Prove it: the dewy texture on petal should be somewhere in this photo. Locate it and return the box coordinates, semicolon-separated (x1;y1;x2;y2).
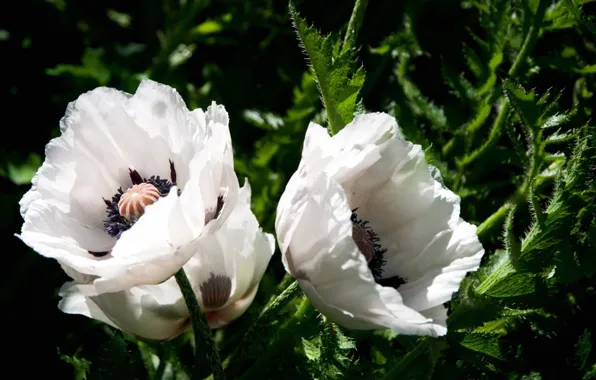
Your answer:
18;79;238;295
276;112;485;337
20;80;274;339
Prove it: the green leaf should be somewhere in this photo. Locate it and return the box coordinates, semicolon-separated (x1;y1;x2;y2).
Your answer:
576;330;593;370
484;271;537;298
193;20;223;35
502;79;540;133
382;338;442;379
289;2;365;134
458;332;505;360
107;9;131;28
442;63;479;105
302;337;321;362
88;332;146;380
46;48;111;85
5;153;41;185
58;348;91;380
561;0;596;35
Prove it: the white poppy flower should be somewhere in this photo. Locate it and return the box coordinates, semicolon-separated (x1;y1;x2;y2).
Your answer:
58;180;275;340
18;79;241;295
275;113;485;337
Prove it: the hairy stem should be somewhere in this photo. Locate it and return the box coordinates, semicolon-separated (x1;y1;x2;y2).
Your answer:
224;281;301;376
239;298;316;379
459;0;548;169
343;0;369;51
381;338;430;380
175;269;225;380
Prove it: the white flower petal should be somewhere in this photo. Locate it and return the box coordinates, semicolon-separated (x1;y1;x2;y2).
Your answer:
206;284;259;329
277;112;484;336
127;80;209;185
59;280;189;341
18;200;114;277
183;179;274;313
396;220;484;311
278;172;443;336
58;282;118;328
333;112;397;150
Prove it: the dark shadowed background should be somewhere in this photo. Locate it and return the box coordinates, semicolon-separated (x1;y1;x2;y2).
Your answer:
1;0;595;378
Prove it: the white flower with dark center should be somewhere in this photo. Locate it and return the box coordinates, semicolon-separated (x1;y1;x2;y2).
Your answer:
58;181;275;340
275;113;485;337
18;79;241;295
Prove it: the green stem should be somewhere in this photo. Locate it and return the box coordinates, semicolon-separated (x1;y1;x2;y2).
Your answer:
460;100;511;168
223;281;301;376
458;0;548;169
239;298;316;380
154;350;167;380
476;203;512;241
174;269;225;380
342;0;368;51
381;338;430;380
507;0;548;79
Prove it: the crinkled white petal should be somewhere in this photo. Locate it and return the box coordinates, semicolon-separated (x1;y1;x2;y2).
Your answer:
59;279;189;341
277;112;484;336
277;172;446;336
183;180;274;314
338;123;484;313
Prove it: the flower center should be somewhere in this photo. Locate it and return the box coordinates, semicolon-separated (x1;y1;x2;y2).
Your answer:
351;209;407;288
351;210;386;279
118;183;160;220
102;161;178;239
352;223;374;263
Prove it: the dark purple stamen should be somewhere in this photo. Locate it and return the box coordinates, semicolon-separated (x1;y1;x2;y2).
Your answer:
129;169;143;185
351;209;405;288
169;159;177;184
88;250;110;257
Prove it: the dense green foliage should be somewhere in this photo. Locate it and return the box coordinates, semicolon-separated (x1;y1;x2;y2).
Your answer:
1;0;595;378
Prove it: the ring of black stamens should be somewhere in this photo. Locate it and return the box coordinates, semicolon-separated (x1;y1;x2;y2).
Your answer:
351;209;407;289
103;164;180;239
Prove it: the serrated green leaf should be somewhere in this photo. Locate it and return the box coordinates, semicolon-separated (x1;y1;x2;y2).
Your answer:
459;332;505;360
442;63;479;104
561;0;596;35
502;79;540;132
485;271;538;297
59;348;91;380
576;330;593;370
302;338;321;362
289;2;365;134
398;75;448;130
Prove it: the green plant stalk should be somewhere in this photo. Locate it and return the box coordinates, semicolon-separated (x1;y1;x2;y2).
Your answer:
174;269;225;380
239;297;315;379
343;0;368;52
223;281;301;375
459;0;548;169
381;338;430;380
476;203;513;241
